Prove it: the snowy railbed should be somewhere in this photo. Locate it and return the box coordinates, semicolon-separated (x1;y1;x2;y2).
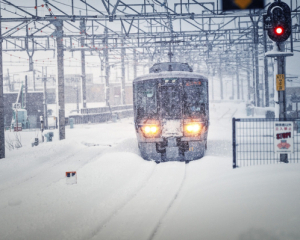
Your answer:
0;102;299;240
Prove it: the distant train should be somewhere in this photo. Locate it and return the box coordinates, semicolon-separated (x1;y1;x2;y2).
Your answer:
133;62;209;163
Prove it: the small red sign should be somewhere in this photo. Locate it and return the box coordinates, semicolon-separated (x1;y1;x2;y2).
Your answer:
14;127;22;132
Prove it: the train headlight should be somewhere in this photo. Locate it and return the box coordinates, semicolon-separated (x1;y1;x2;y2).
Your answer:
184;123;202;136
141;125;160;137
150;126;158;133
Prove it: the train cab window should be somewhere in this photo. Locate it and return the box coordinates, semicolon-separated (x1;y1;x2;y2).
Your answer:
135;81;157;118
183;80;208;117
160;85;182;119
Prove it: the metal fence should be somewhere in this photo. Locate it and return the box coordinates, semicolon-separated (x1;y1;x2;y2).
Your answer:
69;105;133;125
232;118;300;168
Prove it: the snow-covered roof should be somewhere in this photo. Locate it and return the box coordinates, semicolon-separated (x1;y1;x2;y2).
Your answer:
133;71;208;83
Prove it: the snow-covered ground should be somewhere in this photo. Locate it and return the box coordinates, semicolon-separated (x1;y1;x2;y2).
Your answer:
1;102;300;240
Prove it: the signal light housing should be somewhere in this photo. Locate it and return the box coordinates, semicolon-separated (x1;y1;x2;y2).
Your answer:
266;2;291;43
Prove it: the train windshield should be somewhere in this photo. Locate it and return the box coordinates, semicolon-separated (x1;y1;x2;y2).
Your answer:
135;80;157;118
160;85;182;119
183;80;208;117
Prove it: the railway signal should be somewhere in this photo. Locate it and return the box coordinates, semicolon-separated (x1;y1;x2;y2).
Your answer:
264;1;292;43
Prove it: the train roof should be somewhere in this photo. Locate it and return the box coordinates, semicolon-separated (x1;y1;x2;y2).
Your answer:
133;71;208;83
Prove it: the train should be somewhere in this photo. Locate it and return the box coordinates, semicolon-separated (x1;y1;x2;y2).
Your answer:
133;62;209;163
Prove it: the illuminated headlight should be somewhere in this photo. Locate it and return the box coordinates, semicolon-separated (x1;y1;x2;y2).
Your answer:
184;123;202;136
141;125;160;137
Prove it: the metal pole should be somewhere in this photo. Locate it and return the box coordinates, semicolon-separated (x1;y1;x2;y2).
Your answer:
55;21;65;140
0;5;5;159
211;67;214;101
232;118;237;169
277;61;286;119
104;27;110;107
133;48;137;79
232;68;235;100
42;67;48;129
30;56;36;91
252;46;256;104
236;53;240;100
219;63;223;100
80;19;87;109
247;69;250;101
263;29;270;107
254;22;260;107
7;69;11;92
76;85;79;113
16;109;18;132
24;75;27;109
121;37;126;105
269;42;289;163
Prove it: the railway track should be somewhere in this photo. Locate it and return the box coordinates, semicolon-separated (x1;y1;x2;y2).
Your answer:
89;163;187;240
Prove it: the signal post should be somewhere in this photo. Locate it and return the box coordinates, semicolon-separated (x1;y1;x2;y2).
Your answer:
265;1;293;163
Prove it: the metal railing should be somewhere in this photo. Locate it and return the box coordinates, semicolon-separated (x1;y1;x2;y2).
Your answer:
69;105;133;125
232;118;300;168
80;105;133;114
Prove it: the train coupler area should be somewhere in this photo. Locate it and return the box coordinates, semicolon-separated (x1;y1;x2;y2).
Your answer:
139;138;205;162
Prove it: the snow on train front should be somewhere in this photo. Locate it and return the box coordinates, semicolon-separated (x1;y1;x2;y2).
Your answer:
133;62;209;163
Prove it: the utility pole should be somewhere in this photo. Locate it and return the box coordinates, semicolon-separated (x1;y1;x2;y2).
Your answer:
42;67;48;129
247;69;251;101
219;56;223;100
76;85;79;113
26;25;36;92
254;21;260;107
251;46;256;104
211;67;214;101
263;27;270;107
7;69;11;92
236;53;240;100
53;20;65;140
0;6;5;159
121;37;126;105
232;68;235;100
133;49;137;79
80;19;87;108
104;27;110;107
24;75;28;109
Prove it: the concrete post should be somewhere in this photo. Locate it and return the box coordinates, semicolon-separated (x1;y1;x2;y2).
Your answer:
104;27;110;107
24;75;28;108
54;21;65;140
236;53;240;100
42;67;48;129
219;58;223;100
0;15;5;159
247;69;251;101
121;37;126;105
80;19;87;108
133;49;137;79
254;40;260;106
263;29;270;107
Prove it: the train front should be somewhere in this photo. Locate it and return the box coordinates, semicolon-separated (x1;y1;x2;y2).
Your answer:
133;62;209;162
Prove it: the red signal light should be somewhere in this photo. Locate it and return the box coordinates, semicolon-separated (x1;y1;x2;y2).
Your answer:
275;27;284;35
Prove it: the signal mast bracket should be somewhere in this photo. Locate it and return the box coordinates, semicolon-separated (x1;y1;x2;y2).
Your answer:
265;42;293;58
